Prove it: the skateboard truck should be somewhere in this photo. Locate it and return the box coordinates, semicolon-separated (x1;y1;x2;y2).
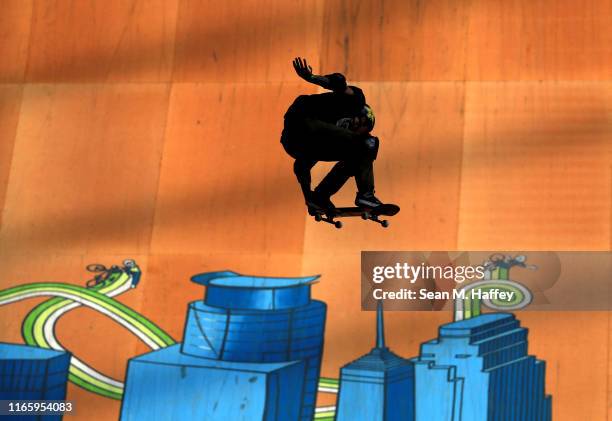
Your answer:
362;211;390;227
314;212;343;229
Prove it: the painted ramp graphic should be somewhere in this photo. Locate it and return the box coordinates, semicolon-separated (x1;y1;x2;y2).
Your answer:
0;271;175;399
0;267;339;419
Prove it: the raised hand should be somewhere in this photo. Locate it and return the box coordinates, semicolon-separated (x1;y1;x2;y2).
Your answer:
293;57;313;81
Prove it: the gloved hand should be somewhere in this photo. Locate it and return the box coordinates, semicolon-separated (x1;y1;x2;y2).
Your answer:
293;57;313;81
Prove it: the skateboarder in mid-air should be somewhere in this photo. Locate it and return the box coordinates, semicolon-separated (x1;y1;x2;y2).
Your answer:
281;57;386;214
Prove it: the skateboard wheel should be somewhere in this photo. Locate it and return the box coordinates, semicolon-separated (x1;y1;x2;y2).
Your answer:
314;214;322;222
361;212;370;220
334;221;343;229
381;220;389;228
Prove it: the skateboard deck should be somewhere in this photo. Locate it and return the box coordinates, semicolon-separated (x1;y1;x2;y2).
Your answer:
312;204;400;229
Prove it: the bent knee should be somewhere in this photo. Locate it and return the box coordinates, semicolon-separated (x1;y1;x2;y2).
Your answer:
361;136;379;160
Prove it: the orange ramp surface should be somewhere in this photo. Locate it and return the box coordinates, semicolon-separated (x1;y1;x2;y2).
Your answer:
0;1;611;420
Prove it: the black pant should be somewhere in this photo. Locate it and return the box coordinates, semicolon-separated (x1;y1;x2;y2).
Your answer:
281;117;378;200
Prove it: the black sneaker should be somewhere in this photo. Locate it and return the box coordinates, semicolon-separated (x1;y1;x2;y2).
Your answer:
306;190;335;215
355;192;383;208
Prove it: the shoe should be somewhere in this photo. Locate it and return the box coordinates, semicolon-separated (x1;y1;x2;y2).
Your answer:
306;190;335;215
355;191;383;208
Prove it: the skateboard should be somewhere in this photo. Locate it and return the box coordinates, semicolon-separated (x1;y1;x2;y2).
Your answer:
311;204;400;229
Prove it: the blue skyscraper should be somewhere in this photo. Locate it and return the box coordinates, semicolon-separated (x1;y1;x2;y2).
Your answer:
412;313;552;421
121;271;326;421
0;342;71;421
335;302;414;421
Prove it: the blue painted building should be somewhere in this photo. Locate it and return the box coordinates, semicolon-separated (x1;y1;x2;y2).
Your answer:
0;342;71;421
121;271;326;421
335;302;414;421
412;313;552;421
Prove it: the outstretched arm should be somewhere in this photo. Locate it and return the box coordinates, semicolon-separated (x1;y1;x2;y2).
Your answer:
292;57;355;94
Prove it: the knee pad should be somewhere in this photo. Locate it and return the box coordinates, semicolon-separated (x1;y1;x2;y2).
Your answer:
363;136;379;160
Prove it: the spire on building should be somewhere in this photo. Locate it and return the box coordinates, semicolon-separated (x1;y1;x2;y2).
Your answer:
375;299;386;349
335;299;414;421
